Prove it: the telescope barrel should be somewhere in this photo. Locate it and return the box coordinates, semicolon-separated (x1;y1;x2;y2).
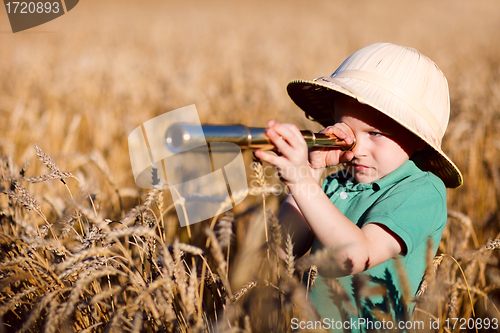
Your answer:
165;124;356;153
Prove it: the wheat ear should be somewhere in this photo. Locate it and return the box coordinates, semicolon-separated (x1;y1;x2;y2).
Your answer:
251;160;270;262
173;238;188;305
186;262;198;320
218;211;234;277
285;234;295;279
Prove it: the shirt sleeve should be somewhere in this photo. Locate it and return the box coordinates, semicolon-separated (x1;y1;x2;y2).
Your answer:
362;174;447;255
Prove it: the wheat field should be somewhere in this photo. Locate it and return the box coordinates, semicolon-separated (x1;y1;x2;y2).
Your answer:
1;0;500;332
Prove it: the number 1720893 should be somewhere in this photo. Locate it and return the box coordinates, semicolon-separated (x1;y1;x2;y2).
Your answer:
5;2;60;14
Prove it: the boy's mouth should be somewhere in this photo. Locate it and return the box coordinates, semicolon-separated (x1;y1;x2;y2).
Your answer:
354;164;369;170
347;162;370;171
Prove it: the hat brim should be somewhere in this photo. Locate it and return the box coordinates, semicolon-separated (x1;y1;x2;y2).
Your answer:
287;79;463;188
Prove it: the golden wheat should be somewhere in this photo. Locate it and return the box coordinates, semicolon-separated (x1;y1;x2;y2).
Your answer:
1;0;500;331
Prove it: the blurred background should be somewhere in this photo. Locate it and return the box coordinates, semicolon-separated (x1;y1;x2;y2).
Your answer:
1;0;500;331
1;0;500;219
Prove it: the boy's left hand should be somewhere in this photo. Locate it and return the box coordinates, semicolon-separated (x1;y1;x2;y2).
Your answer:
253;120;310;186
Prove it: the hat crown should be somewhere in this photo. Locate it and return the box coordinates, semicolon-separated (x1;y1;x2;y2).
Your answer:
331;43;450;144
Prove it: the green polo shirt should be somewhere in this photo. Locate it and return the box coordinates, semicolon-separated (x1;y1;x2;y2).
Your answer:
307;160;447;333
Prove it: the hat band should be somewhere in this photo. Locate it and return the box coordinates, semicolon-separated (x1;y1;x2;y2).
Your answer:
327;70;443;140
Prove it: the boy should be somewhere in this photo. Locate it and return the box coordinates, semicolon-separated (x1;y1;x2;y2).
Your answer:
254;43;462;332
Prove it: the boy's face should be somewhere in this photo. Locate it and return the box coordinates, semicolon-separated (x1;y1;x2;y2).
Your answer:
334;96;421;184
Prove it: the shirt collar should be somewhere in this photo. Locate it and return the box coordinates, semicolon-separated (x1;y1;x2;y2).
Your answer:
372;159;420;190
344;178;374;192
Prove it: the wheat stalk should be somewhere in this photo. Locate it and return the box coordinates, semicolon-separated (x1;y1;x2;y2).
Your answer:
251;160;271;265
80;322;104;333
56;247;112;273
247;186;282;196
244;315;252;333
393;257;411;309
88;284;123;306
0;256;27;270
218;211;234;248
20;235;68;256
186;263;198;319
4;180;44;218
485;238;500;250
33;146;60;173
448;283;460;318
267;210;282;249
89;150;123;212
448;210;479;248
173;238;188;305
285;234;295;279
296;245;343;277
218;211;234;278
309;265;318;288
62;267;124;319
154;288;176;321
205;228;228;280
131;310;143;333
0;286;37;316
25;171;73;183
45;296;64;333
18;289;67;333
105;226;157;241
205;227;232;298
231;281;258;302
433;253;446;270
177;243;204;256
325;277;357;315
160;244;176;279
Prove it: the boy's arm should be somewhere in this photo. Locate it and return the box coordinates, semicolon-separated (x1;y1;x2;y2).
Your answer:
255;121;402;276
287;172;402;276
276;166;402;275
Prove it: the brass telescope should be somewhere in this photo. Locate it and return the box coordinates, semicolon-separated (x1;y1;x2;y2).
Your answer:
165;123;356;153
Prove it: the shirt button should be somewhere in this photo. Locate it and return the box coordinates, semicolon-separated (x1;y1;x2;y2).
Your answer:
340;192;348;200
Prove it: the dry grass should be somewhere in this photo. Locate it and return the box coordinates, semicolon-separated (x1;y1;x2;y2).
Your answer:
1;0;500;331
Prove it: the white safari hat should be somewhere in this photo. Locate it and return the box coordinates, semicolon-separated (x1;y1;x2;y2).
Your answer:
287;42;462;188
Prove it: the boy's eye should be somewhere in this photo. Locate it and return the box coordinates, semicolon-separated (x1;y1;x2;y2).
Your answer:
369;132;383;137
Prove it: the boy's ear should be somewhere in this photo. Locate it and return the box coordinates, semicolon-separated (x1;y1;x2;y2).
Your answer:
415;137;427;151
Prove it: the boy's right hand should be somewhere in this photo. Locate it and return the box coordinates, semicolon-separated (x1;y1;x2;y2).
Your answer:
308;123;355;172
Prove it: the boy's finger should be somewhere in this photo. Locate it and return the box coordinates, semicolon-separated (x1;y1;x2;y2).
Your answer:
319;126;336;134
254;148;286;166
319;124;354;145
339;151;354;163
283;123;307;144
270;122;305;150
332;123;355;144
266;127;294;157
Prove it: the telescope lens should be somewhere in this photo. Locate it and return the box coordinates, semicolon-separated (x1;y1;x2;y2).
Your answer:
165;124;185;153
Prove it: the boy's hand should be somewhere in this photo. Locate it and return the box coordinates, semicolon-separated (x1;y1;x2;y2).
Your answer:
254;120;310;186
253;120;355;185
309;123;355;172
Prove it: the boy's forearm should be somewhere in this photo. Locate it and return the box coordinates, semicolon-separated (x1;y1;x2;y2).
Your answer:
309;166;325;183
286;172;370;275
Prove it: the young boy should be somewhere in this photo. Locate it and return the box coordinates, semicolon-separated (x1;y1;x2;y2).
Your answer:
254;43;462;332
